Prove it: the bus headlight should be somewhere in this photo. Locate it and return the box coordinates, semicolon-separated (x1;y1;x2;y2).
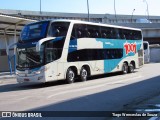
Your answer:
34;71;41;74
33;68;46;75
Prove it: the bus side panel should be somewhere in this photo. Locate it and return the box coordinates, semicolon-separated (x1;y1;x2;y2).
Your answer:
78;60;104;75
67;37;143;76
96;39;142;73
76;38;105;75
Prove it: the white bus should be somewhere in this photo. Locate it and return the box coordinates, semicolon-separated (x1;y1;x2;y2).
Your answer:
143;41;150;63
16;20;144;84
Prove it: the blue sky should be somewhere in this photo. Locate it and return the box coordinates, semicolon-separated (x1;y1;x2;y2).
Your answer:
0;0;160;16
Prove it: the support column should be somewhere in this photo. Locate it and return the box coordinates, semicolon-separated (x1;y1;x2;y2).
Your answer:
4;30;12;75
14;25;17;74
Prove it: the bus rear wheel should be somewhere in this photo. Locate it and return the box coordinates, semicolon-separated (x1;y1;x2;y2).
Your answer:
80;67;88;82
128;63;134;73
122;63;128;74
66;68;75;84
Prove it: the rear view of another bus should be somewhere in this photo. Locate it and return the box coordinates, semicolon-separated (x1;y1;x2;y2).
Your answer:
143;41;150;63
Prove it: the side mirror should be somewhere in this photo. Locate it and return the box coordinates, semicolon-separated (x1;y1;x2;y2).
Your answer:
36;37;56;52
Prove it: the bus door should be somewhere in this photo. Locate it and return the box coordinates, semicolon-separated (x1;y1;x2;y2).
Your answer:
45;46;65;80
44;41;59;81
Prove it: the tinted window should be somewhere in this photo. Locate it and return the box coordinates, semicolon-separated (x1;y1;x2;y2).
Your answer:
67;49;123;62
134;31;142;40
16;46;44;69
87;25;101;38
44;38;65;63
48;22;70;37
71;24;142;40
71;24;87;39
101;27;112;39
119;29;126;39
21;21;49;41
71;24;101;39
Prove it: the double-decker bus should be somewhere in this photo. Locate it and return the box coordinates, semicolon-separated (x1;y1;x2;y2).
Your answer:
16;20;143;84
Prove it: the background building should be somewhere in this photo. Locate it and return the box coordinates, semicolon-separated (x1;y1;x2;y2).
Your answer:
0;9;160;72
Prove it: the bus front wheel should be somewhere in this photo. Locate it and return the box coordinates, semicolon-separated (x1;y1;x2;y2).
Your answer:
80;67;88;82
66;68;75;84
122;63;128;74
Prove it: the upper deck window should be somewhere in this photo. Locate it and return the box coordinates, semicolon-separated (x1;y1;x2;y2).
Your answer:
48;22;70;37
71;23;142;40
20;21;49;41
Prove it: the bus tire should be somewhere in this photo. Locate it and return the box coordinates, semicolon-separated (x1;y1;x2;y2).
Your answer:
80;67;88;82
122;63;128;74
66;68;75;84
128;63;134;73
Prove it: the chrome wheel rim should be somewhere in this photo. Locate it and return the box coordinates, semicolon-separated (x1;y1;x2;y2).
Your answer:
81;69;87;79
68;70;75;82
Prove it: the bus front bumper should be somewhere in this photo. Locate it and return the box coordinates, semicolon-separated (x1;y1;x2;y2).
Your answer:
16;74;45;83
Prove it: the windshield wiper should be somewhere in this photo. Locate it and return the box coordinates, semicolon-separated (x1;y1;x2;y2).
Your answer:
26;52;41;62
26;56;40;64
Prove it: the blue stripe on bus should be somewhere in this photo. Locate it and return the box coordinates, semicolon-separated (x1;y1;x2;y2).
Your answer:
68;39;77;53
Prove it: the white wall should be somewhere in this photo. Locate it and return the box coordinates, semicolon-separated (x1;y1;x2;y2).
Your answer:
0;36;7;49
0;35;18;49
150;47;160;63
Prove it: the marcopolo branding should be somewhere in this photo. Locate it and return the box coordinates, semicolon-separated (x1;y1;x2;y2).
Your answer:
124;42;137;55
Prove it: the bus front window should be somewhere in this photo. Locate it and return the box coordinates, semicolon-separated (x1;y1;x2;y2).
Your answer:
20;21;49;41
16;46;44;69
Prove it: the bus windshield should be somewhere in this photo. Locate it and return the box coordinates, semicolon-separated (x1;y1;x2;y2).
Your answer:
16;46;44;69
20;21;49;41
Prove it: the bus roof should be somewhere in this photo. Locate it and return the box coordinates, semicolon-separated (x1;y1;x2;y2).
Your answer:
28;19;142;32
52;19;142;31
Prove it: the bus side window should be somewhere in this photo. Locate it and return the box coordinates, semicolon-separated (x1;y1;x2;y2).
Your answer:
107;50;111;59
70;25;76;40
45;41;56;63
119;29;125;39
135;31;142;40
129;31;134;40
87;25;93;38
87;25;101;38
73;24;87;38
132;31;137;40
45;39;65;63
111;28;120;39
124;30;130;40
71;24;81;39
95;30;101;38
100;27;110;39
77;30;82;38
101;29;107;38
87;31;91;37
125;30;135;40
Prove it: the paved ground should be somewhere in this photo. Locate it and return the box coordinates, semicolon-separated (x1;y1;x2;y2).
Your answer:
0;63;160;120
